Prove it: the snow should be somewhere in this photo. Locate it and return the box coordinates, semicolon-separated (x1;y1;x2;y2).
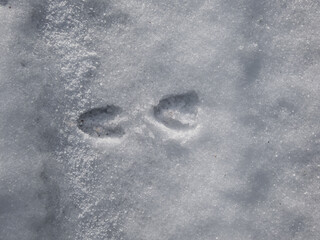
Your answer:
0;0;320;239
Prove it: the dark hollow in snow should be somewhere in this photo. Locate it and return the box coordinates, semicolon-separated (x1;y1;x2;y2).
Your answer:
77;105;125;138
153;91;199;130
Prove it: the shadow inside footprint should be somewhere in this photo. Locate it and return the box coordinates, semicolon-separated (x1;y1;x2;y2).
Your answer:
153;91;199;130
77;105;125;138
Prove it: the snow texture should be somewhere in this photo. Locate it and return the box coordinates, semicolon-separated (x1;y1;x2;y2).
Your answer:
0;0;320;239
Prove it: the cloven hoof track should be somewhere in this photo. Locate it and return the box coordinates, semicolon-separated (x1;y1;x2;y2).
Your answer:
153;91;200;130
77;105;125;138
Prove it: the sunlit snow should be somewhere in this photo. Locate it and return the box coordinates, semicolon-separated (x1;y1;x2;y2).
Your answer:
0;0;319;239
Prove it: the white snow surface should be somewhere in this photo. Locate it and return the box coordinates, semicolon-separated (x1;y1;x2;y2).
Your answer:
0;0;320;239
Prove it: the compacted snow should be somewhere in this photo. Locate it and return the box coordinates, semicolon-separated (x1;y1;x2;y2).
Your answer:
0;0;320;239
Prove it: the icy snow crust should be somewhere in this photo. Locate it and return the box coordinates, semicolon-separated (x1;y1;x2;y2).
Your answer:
0;0;320;239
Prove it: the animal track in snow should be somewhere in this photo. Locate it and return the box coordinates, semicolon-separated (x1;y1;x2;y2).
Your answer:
153;91;200;130
77;105;125;138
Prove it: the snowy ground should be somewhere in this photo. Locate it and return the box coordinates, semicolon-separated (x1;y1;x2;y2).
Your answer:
0;0;320;239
